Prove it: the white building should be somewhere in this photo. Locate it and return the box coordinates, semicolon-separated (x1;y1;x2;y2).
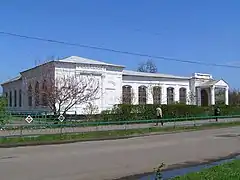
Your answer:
1;56;229;114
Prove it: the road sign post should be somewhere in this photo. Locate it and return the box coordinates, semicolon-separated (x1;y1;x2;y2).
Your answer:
23;115;33;136
25;115;33;124
58;114;65;135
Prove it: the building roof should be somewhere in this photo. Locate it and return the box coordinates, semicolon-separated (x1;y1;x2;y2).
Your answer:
123;70;190;79
58;56;125;68
199;79;228;87
1;75;22;86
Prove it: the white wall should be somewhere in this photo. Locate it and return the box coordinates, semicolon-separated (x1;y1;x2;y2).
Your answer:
102;66;123;110
54;62;124;114
2;62;55;113
20;62;54;112
2;79;23;111
122;75;190;105
3;60;221;114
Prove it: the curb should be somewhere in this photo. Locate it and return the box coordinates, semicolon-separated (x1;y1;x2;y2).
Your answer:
0;124;239;148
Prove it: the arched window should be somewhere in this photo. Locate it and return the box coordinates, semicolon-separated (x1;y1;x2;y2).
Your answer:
153;86;161;104
28;84;32;107
35;81;40;106
138;86;147;104
42;80;48;106
14;90;17;107
167;87;174;104
122;85;132;104
19;89;22;107
179;88;187;104
9;91;12;107
5;92;8;106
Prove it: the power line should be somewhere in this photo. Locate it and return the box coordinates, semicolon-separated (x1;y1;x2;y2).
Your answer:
0;31;239;69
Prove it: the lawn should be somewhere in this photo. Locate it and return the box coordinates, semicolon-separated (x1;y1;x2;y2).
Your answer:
0;121;239;146
172;159;240;180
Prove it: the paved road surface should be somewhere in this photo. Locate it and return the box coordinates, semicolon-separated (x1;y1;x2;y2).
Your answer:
1;118;240;137
0;126;239;180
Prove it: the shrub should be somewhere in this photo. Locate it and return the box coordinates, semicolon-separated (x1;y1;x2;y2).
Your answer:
0;96;8;125
0;96;7;112
100;104;240;121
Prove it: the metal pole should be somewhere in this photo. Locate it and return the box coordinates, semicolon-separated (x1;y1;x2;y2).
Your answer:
60;122;63;135
20;125;23;137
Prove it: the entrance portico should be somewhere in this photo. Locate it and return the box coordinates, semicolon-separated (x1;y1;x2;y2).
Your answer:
196;79;229;106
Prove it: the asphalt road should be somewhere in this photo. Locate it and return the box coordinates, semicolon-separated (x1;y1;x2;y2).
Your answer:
1;118;240;137
0;126;239;180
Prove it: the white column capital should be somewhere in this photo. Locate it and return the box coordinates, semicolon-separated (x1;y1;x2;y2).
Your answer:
211;85;215;90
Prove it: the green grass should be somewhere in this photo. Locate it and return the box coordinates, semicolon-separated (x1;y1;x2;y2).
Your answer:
0;121;239;146
172;159;240;180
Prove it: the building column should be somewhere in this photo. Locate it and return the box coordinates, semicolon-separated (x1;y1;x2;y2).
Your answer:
161;86;167;104
132;85;138;105
197;87;201;106
225;87;229;105
174;86;179;103
210;86;215;105
147;87;153;104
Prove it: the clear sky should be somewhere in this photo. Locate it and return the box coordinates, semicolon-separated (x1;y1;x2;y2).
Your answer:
1;0;240;89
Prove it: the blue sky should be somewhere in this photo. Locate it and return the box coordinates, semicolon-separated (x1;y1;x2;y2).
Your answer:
1;0;240;89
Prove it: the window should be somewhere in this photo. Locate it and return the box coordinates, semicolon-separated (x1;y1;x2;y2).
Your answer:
14;90;17;107
19;89;22;107
5;92;8;106
153;86;161;104
9;91;12;107
167;87;174;104
138;86;147;104
179;88;187;104
122;85;132;104
35;81;40;106
28;84;32;107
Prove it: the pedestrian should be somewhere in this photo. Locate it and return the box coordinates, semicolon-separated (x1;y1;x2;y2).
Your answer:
214;106;221;122
156;106;163;126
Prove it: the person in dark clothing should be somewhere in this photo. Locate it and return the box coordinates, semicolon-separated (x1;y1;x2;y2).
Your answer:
214;106;221;122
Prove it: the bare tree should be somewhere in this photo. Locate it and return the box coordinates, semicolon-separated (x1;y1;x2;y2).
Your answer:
215;88;225;105
186;91;196;105
45;74;99;115
229;88;240;105
120;87;136;105
137;59;157;73
148;83;162;104
83;102;99;121
23;60;100;115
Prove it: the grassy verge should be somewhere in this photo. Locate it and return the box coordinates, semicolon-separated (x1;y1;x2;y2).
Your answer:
0;121;240;146
172;159;240;180
2;115;240;130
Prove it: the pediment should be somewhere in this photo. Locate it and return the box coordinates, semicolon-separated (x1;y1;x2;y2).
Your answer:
215;79;228;88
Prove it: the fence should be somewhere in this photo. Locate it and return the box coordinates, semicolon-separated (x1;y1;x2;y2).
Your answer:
0;114;239;138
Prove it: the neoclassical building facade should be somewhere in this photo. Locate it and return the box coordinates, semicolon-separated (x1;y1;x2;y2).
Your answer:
1;56;229;114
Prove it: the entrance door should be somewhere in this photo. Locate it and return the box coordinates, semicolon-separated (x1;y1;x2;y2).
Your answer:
201;89;208;106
